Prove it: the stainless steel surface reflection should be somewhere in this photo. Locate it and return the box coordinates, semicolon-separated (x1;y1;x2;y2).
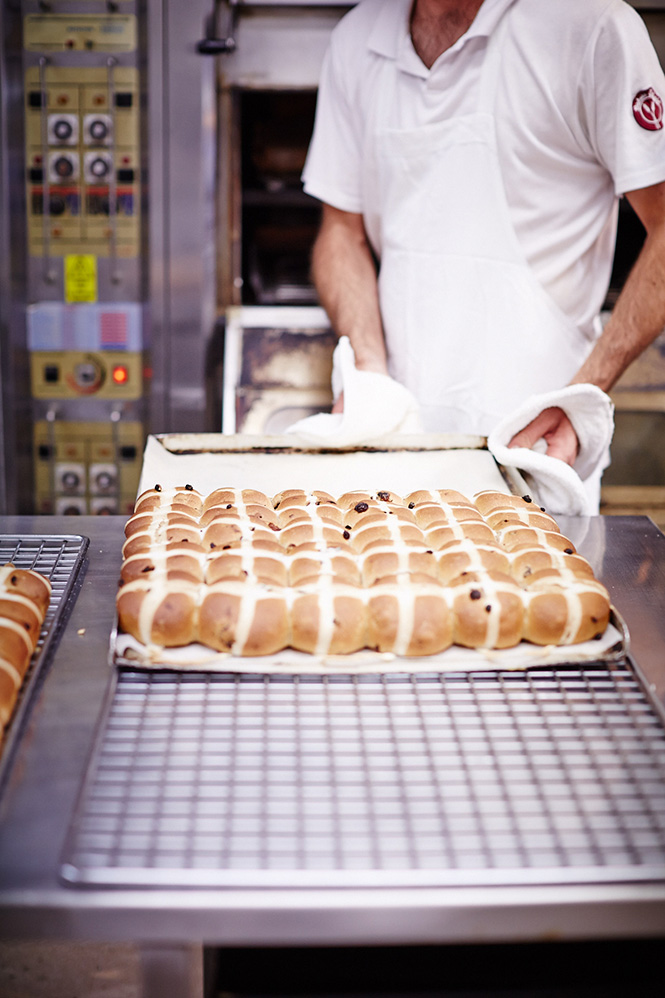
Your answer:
0;514;663;949
559;514;665;716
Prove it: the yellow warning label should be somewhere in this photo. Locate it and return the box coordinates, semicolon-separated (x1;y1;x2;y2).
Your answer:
65;254;97;303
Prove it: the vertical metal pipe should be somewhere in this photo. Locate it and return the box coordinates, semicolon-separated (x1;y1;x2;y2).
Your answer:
106;56;120;285
38;56;55;285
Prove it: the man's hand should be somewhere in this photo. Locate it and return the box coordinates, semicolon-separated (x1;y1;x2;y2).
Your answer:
508;406;580;467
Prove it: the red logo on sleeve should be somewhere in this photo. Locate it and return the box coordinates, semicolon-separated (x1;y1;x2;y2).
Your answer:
633;88;664;130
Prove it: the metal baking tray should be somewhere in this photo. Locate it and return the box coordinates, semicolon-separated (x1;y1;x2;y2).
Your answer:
136;431;529;499
0;534;89;787
110;611;629;675
60;662;665;889
113;431;627;673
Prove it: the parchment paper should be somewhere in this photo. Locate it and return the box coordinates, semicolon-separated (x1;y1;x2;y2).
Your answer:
113;620;626;675
137;433;518;501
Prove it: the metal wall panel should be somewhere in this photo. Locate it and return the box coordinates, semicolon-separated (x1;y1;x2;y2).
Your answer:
146;0;217;435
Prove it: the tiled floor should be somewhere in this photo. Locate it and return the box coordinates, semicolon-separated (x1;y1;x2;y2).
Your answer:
0;942;141;998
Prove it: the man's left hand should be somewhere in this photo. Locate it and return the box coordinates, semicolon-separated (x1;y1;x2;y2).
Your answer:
508;406;580;467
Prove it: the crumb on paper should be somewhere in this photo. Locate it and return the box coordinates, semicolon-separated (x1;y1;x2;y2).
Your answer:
77;628;85;636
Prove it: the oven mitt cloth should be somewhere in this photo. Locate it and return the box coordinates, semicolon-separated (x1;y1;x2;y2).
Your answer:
487;384;614;516
285;336;423;445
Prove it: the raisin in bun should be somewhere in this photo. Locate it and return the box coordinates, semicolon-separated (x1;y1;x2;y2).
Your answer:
446;572;525;649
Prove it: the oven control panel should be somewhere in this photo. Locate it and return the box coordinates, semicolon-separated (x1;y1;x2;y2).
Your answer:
33;418;143;516
30;351;142;400
17;2;147;515
24;64;140;259
27;301;144;400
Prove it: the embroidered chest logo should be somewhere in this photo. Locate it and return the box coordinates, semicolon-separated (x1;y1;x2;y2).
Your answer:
633;88;664;131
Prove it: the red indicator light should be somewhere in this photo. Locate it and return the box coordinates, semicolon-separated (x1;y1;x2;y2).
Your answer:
112;365;129;385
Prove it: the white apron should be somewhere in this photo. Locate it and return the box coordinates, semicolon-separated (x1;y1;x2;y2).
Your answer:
375;16;597;435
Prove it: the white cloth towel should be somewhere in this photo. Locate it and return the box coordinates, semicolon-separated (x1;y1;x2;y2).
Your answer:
286;336;423;445
487;384;615;516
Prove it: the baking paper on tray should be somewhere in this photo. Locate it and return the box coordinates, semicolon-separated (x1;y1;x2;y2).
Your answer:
112;617;626;676
137;433;515;501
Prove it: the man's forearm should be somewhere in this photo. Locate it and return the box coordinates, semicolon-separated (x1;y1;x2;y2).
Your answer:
572;185;665;392
311;204;388;374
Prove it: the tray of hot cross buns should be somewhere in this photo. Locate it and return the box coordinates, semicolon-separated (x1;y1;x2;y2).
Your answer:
111;434;626;674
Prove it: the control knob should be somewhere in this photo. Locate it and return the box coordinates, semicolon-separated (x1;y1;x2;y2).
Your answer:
71;357;105;393
95;470;115;491
75;361;99;385
61;470;81;492
53;118;74;142
53;155;75;179
88;118;110;142
88;156;110;180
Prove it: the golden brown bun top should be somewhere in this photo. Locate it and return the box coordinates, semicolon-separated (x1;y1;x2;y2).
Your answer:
405;488;471;506
337;490;406;509
272;489;336;507
202;488;272;512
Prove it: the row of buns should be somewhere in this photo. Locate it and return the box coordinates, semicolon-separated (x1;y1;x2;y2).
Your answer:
0;565;52;729
116;486;611;657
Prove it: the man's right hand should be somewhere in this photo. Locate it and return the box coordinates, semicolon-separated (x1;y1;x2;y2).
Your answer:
508;406;580;467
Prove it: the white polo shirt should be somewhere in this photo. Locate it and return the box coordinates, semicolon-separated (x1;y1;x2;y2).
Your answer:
302;0;665;336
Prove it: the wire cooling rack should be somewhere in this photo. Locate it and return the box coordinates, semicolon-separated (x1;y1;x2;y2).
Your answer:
61;663;665;888
0;534;89;783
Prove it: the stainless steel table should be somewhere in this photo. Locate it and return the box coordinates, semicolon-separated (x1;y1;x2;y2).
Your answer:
0;515;664;998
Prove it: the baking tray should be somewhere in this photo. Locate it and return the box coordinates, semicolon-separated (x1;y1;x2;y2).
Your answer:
136;432;529;499
111;613;629;675
114;431;627;673
60;662;665;889
0;534;89;787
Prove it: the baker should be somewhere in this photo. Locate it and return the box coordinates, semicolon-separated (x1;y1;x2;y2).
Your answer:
301;0;665;500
